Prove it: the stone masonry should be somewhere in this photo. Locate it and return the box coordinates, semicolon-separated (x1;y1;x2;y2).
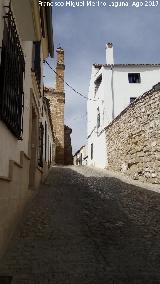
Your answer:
64;125;73;165
44;47;73;165
55;47;65;93
45;48;65;164
105;83;160;184
53;47;65;164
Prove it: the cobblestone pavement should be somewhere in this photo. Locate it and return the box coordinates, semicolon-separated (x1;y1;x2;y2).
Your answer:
0;166;160;284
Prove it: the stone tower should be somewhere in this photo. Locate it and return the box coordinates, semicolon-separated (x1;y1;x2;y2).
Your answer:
52;47;65;164
44;47;73;165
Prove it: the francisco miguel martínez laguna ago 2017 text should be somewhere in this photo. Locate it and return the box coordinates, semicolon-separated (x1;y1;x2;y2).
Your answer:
39;1;159;8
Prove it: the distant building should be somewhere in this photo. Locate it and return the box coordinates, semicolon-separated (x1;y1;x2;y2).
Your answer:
87;43;160;168
74;145;88;166
40;97;56;168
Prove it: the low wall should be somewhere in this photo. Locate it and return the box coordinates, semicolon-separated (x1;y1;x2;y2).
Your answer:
106;85;160;184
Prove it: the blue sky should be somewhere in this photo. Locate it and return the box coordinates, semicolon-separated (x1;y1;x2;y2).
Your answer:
44;2;160;154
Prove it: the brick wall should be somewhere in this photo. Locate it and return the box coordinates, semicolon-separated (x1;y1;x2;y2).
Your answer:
105;85;160;184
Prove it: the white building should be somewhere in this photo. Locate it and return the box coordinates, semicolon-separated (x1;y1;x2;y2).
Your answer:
74;145;88;166
0;0;54;258
87;43;160;168
39;97;56;171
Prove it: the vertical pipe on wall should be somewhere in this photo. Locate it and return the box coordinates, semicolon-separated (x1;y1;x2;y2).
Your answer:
111;66;115;120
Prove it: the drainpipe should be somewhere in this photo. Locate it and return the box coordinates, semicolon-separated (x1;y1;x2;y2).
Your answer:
111;65;115;120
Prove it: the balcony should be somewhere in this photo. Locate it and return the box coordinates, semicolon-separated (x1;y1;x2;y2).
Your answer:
0;5;25;139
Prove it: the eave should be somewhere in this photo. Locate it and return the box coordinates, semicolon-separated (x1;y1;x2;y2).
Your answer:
45;4;54;58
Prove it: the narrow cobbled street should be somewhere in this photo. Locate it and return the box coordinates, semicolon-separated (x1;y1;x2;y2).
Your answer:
0;166;160;284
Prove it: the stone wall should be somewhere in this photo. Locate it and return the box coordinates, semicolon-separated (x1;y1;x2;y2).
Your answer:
105;84;160;184
54;47;65;164
44;48;73;166
56;47;65;93
45;47;65;165
64;125;73;165
51;92;65;164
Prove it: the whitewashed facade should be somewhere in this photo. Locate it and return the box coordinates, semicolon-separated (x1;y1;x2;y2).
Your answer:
74;145;88;166
0;0;54;258
41;97;56;169
87;43;160;168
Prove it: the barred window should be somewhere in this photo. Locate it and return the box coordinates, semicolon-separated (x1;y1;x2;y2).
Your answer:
0;6;25;139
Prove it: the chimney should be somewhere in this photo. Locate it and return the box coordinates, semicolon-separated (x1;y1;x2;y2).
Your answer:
105;43;114;65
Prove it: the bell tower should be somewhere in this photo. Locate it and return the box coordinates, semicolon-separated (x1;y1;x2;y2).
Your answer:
44;47;73;165
53;47;65;164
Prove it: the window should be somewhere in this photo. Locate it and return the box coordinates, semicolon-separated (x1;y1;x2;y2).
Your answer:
91;143;93;160
0;5;25;139
80;153;82;165
128;73;141;83
130;97;136;104
97;107;100;128
95;74;102;94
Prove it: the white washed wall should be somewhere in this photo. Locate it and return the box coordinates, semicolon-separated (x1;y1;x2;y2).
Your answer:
113;66;160;119
0;2;33;176
87;64;160;169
